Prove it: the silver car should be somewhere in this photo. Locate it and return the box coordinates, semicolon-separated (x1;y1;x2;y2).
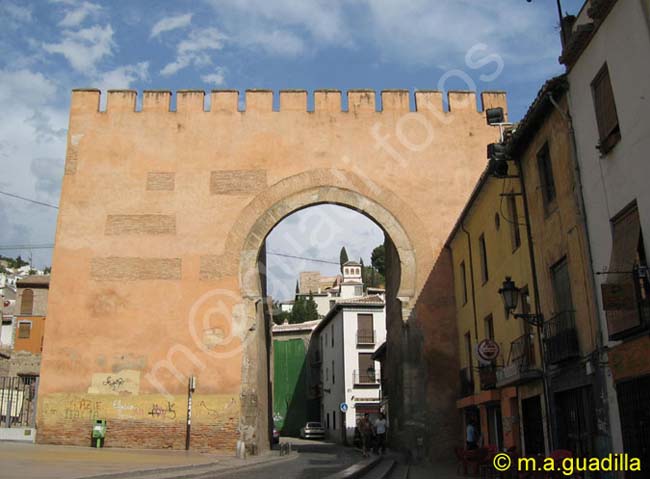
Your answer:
300;421;325;439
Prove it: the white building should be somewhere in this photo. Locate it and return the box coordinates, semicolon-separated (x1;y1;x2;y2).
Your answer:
312;261;386;443
562;0;650;460
1;274;16;348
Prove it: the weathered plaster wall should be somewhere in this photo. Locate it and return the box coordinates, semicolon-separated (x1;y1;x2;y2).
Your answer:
40;88;505;453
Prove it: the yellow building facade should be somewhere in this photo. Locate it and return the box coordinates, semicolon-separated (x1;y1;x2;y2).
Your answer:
448;164;548;454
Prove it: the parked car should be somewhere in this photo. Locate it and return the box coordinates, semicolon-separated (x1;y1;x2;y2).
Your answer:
272;427;280;444
300;421;325;439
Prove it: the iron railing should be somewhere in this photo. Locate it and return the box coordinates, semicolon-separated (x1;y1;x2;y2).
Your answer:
510;333;536;370
356;330;375;345
0;376;38;428
459;367;474;397
543;311;579;364
479;364;497;390
353;370;380;385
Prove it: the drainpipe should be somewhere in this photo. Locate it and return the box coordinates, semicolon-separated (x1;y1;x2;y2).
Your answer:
461;221;480;341
513;152;555;453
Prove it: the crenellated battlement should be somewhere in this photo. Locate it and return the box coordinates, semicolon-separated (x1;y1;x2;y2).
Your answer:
70;88;508;117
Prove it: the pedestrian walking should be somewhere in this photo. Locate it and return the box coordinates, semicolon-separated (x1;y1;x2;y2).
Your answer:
466;418;478;450
358;413;373;457
373;413;387;455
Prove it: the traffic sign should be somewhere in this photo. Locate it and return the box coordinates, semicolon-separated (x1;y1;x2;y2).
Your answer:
477;339;500;362
340;403;348;413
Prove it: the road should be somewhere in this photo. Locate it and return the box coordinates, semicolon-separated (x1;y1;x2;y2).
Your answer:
210;438;360;479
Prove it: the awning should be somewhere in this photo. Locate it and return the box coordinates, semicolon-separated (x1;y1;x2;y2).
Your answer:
354;403;380;414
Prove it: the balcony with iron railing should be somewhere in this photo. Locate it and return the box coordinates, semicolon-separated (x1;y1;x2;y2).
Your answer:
353;369;380;386
496;333;543;388
479;363;497;390
459;367;474;398
543;310;579;364
356;330;375;346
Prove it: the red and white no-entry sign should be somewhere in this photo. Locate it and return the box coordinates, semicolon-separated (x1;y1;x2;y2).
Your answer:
477;339;500;362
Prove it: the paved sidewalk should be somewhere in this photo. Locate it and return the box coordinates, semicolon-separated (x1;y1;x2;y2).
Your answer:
0;441;292;479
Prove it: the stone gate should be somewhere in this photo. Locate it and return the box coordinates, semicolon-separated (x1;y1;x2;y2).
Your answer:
38;88;506;453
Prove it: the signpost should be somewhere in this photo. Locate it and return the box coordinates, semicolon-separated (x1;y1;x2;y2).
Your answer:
477;339;500;362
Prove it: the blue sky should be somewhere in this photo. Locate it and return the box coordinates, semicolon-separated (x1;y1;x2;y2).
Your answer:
0;0;584;298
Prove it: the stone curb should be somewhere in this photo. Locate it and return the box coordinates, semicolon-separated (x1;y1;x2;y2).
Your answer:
75;451;299;479
323;455;382;479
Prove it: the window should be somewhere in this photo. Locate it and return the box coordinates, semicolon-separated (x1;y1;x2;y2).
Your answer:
358;353;375;383
18;321;31;339
331;326;334;347
357;313;374;343
20;289;34;315
460;261;468;305
327;412;330;429
326;367;329;382
551;257;574;313
592;64;620;153
537;142;556;210
333;410;336;430
465;331;472;368
507;194;521;250
484;314;494;340
479;234;489;284
332;360;335;384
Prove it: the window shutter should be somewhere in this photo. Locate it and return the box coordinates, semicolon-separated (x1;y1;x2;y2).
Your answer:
603;206;642;337
20;289;34;315
592;65;620;144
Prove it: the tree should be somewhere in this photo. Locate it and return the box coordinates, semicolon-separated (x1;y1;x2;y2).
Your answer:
339;246;349;273
289;295;319;324
304;294;318;322
371;244;385;277
295;280;300;294
43;266;52;274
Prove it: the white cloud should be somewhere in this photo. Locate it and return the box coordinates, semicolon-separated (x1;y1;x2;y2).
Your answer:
0;69;57;107
206;0;350;46
59;1;102;27
0;69;66;268
150;13;193;38
239;29;305;57
201;67;226;86
43;24;115;73
94;61;150;90
160;27;226;76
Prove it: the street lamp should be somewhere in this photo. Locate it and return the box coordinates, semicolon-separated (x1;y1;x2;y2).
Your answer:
499;277;544;326
498;276;519;312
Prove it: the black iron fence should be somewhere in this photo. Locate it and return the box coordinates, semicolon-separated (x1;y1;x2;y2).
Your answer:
510;333;536;370
479;364;497;390
356;330;375;345
353;369;380;385
543;311;579;364
0;376;38;428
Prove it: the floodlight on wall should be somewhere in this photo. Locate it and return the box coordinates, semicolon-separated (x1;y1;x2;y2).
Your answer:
486;107;505;125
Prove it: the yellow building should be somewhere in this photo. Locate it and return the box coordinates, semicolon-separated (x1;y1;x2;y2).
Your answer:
447;163;547;454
